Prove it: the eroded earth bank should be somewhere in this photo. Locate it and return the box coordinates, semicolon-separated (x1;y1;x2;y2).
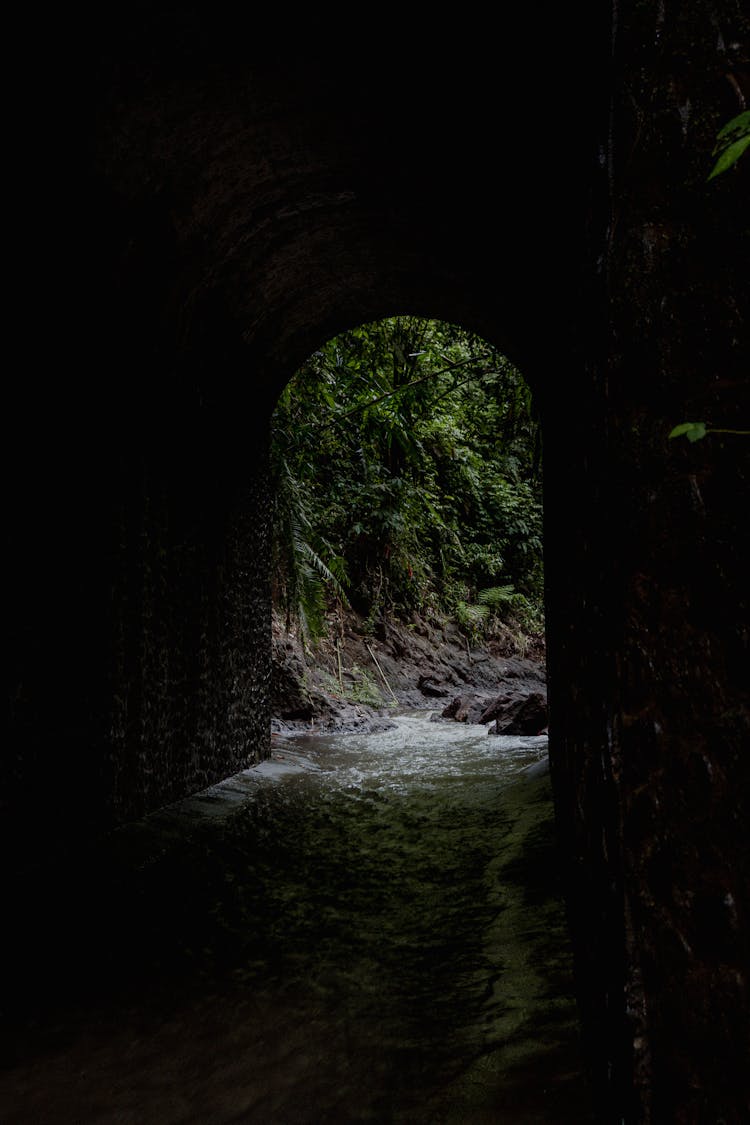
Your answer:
271;609;549;740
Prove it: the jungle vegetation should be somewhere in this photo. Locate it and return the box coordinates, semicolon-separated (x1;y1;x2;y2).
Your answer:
270;317;544;646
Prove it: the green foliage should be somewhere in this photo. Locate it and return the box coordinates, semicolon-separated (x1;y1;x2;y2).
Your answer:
708;111;750;180
477;584;519;610
669;421;707;443
318;665;384;707
669;422;749;443
346;667;384;707
271;317;544;638
454;600;491;641
270;449;350;645
480;584;544;632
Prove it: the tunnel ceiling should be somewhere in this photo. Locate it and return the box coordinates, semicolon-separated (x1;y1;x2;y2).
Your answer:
83;16;601;397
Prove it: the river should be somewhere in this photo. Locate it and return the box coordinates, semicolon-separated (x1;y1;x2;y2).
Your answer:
1;712;592;1123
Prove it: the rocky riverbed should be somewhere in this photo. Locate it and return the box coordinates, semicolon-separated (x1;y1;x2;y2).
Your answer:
271;610;548;737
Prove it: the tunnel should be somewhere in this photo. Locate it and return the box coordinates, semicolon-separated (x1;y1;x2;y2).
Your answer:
4;7;749;1122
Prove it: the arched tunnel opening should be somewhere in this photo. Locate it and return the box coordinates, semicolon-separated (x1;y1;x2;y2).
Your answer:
269;315;544;671
5;315;596;1124
3;13;748;1124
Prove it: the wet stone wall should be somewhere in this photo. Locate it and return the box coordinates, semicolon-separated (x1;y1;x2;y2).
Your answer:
106;447;272;825
4;405;273;852
546;4;750;1120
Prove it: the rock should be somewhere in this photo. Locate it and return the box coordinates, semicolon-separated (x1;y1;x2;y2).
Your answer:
440;692;489;723
270;653;316;720
500;658;546;682
270;606;546;735
418;674;450;698
489;691;548;735
520;756;550;779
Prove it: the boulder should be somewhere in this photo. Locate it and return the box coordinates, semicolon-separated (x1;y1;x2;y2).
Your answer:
271;645;316;720
440;692;490;723
489;690;548;735
418;674;450;698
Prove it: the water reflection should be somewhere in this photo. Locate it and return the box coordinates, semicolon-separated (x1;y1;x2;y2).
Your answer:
1;714;591;1122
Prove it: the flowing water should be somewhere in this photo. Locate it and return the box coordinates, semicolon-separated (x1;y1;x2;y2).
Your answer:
1;713;592;1123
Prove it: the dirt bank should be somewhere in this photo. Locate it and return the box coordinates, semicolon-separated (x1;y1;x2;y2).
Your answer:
271;610;546;735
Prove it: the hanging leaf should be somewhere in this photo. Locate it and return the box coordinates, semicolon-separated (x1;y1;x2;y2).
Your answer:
708;111;750;180
669;422;707;442
708;135;750;180
715;110;750;143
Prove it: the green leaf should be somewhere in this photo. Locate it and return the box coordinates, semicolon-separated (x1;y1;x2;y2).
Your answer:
669;422;707;442
708;134;750;180
715;110;750;144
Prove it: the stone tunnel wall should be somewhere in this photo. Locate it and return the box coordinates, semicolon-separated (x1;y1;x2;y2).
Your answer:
4;386;273;848
4;144;277;848
545;4;750;1121
104;439;272;825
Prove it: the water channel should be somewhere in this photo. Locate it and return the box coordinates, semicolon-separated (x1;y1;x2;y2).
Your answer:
2;713;592;1122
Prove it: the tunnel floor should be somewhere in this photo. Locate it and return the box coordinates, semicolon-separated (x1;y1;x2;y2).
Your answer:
1;714;592;1123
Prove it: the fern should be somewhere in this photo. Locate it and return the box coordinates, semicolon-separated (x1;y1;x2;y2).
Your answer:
477;584;519;609
347;666;383;707
455;600;490;639
478;584;544;632
272;452;350;645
